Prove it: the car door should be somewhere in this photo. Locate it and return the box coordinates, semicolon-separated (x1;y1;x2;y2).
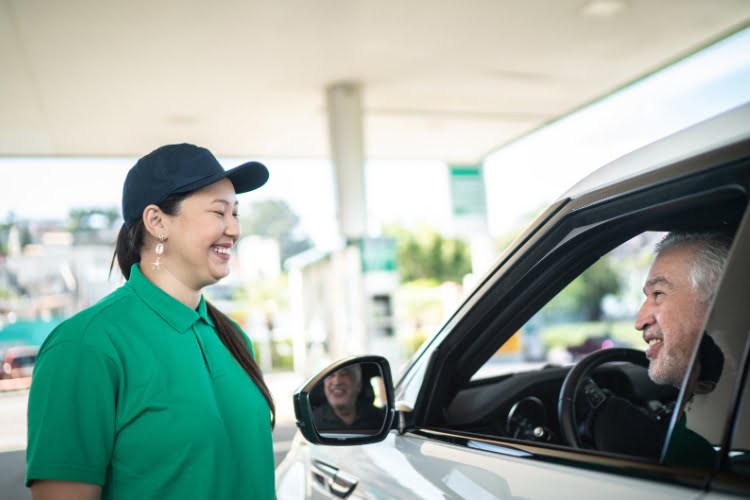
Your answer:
298;167;750;499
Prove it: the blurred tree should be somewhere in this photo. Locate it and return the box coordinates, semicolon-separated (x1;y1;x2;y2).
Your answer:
67;207;120;232
547;257;621;321
0;223;9;256
67;207;120;245
382;224;471;283
0;222;33;251
240;199;313;266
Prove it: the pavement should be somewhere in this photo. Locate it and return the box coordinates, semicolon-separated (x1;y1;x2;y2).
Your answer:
0;377;32;392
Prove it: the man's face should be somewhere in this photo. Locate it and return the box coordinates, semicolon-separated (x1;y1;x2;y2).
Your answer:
324;367;361;412
635;243;708;387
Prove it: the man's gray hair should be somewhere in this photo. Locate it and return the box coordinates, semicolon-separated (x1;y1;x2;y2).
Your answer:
655;232;732;303
329;363;362;384
349;363;362;384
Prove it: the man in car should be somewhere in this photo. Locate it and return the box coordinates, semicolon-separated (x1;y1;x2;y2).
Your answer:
594;231;731;460
635;231;731;391
312;364;385;432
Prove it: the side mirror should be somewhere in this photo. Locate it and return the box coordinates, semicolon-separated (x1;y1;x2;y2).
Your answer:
293;356;395;446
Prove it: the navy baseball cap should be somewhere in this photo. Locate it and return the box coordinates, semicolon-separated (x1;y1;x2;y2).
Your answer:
122;143;269;227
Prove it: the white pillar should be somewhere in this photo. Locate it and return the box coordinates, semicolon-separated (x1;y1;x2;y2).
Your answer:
325;82;370;361
327;82;367;241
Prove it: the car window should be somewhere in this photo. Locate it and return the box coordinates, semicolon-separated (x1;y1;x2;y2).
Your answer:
439;230;692;459
433;185;748;469
11;355;36;367
473;232;664;381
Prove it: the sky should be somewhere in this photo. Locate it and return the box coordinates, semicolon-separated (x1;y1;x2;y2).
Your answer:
1;27;749;246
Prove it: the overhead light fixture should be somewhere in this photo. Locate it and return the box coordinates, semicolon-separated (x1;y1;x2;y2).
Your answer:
580;0;628;18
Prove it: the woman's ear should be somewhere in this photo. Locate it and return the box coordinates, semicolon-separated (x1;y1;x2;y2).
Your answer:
142;204;168;241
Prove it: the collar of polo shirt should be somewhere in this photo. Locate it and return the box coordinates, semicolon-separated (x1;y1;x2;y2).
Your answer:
127;264;215;332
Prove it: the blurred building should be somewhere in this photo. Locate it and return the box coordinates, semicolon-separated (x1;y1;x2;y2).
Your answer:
286;237;400;378
0;221;120;350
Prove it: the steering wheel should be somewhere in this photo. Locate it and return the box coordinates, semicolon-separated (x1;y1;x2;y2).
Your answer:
557;347;648;448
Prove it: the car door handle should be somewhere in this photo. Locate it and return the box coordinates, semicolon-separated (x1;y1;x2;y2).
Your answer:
329;469;358;499
311;460;359;499
311;460;337;488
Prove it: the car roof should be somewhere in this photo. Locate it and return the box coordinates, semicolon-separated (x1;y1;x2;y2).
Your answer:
560;102;750;201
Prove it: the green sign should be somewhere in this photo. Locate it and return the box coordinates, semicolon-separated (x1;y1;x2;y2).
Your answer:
449;165;487;217
360;237;397;273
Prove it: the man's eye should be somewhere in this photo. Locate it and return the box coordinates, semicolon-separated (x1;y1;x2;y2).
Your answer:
212;210;225;216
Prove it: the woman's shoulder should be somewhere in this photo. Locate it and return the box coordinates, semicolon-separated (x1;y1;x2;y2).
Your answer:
43;285;137;350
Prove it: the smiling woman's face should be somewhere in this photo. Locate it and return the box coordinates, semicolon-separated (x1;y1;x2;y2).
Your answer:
161;178;240;291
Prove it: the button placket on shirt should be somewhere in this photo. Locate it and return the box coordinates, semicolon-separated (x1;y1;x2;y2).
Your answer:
189;319;216;377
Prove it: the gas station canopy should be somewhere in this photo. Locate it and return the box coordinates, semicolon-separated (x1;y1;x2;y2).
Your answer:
2;0;749;163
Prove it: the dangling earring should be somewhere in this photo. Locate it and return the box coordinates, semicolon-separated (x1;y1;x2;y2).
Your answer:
153;234;165;270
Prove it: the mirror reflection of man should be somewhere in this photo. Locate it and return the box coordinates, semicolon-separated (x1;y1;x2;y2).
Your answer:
313;364;386;432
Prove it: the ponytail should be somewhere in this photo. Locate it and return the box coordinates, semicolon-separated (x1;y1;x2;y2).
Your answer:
207;301;276;428
110;222;144;280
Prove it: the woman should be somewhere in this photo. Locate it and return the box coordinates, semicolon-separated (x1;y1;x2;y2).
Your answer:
26;144;276;499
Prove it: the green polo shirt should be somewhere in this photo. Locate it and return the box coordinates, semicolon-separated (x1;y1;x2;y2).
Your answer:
26;264;274;499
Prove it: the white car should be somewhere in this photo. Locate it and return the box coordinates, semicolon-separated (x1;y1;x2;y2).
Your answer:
276;103;750;499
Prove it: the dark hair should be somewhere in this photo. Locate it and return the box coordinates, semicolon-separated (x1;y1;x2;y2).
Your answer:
110;192;276;427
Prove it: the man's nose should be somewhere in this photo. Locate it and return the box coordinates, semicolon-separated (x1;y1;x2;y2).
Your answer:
634;300;653;332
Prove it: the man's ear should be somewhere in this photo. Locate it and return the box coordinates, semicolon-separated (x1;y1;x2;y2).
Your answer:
142;204;168;240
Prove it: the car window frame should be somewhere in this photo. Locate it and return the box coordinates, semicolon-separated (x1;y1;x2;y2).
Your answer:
696;200;750;497
403;159;750;492
418;165;749;426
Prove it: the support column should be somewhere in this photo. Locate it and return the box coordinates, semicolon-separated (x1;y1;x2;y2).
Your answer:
327;82;367;241
324;82;369;360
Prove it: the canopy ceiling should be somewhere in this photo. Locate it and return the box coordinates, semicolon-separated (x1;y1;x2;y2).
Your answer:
2;0;749;162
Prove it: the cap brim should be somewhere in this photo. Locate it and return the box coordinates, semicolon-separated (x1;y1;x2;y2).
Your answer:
174;160;269;195
226;161;269;194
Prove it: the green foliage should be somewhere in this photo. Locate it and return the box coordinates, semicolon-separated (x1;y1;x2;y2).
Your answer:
0;230;7;256
67;207;120;231
250;338;294;372
383;224;472;283
240;199;313;266
540;320;641;349
0;221;32;253
270;338;294;371
401;330;430;359
546;257;621;321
